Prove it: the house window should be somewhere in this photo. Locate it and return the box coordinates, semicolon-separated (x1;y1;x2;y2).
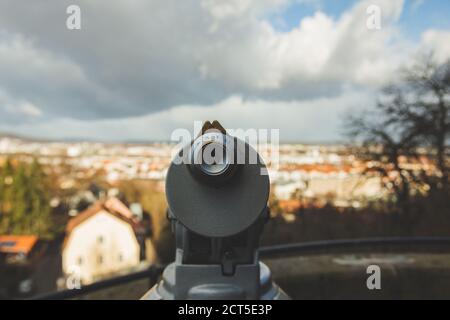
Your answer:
97;236;104;244
98;255;103;265
77;256;83;266
118;253;123;262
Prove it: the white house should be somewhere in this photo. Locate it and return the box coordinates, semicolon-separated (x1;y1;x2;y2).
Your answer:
62;198;142;285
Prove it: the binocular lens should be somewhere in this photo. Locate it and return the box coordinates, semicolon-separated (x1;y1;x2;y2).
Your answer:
188;135;239;185
195;142;230;176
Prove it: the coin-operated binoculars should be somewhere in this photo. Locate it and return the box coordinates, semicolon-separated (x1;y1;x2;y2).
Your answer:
142;121;289;300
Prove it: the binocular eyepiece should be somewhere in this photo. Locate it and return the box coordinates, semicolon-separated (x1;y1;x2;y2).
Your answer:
166;120;269;238
188;130;240;186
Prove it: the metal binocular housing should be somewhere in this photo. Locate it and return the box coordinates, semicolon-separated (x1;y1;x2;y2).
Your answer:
141;121;288;300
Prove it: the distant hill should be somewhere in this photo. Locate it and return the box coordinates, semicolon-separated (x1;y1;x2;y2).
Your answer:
0;132;52;143
0;132;104;144
0;131;345;146
0;132;169;145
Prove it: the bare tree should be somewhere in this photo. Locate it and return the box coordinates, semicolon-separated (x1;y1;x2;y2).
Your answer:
400;55;450;189
345;54;450;214
346;106;422;215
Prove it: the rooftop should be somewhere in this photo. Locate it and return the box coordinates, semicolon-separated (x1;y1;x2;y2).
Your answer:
0;235;38;255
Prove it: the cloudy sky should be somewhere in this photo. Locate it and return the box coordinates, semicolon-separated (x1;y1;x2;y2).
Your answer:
0;0;449;142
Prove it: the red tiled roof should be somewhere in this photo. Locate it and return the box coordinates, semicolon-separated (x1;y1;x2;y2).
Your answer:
280;164;353;173
65;197;136;233
278;199;302;213
0;235;38;255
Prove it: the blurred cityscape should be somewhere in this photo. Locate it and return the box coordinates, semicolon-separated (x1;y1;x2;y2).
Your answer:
0;133;438;210
0;130;445;299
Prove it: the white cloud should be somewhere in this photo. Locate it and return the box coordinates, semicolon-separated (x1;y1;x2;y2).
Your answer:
0;0;448;141
411;0;424;11
0;33;85;87
0;32;125;119
0;89;373;142
199;0;408;90
201;0;288;21
0;90;42;121
0;0;409;120
420;30;450;64
16;102;42;117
